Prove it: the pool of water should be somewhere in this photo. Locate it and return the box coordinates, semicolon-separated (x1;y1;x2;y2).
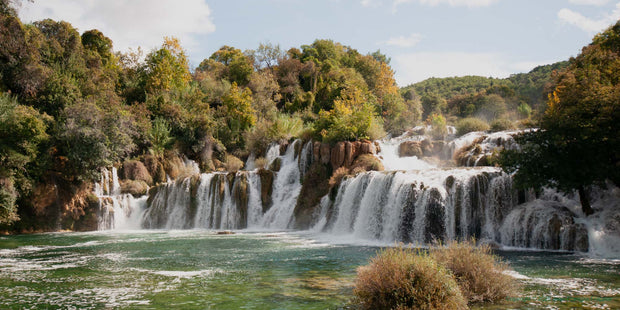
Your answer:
0;231;618;309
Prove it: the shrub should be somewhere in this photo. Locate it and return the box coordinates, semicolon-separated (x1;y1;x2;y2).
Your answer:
223;154;244;172
489;119;515;132
517;102;532;119
354;247;467;310
328;167;349;188
121;160;153;185
456;118;489;136
120;180;149;197
428;113;448;140
430;240;517;303
351;154;384;172
253;157;267;169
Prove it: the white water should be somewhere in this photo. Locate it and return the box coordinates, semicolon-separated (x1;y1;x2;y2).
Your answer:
96;132;620;257
95;168;146;230
260;140;302;229
377;136;436;171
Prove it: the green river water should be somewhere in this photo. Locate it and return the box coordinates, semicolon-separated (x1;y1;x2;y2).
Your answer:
0;230;618;309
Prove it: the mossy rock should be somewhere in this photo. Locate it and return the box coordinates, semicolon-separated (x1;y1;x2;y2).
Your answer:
257;169;274;212
269;157;282;172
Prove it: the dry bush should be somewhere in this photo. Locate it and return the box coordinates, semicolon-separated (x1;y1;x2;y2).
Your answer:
456;118;489;136
121;160;153;185
489;119;516;132
120;180;149;197
328;166;349;188
351;154;384;172
430;240;518;304
354;247;467;310
223;154;244;172
253;157;267;169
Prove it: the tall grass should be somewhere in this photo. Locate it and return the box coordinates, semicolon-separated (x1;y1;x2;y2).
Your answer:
430;240;518;303
354;241;518;309
354;247;467;310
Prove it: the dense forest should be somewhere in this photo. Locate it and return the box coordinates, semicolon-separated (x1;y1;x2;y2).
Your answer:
0;0;605;231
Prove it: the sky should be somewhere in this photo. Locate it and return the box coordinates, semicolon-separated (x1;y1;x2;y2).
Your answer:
17;0;620;86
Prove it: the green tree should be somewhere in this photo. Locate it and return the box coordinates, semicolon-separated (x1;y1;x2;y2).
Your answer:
216;82;256;150
144;37;191;94
313;86;384;143
501;21;620;215
0;93;49;224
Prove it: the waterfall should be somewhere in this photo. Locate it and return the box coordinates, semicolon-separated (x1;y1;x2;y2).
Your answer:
312;168;515;244
260;140;302;229
94;132;620;256
95;167;146;230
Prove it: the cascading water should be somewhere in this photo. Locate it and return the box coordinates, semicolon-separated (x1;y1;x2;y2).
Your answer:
259;140;303;229
95;167;146;230
141;140;306;230
311;168;518;245
98;132;620;256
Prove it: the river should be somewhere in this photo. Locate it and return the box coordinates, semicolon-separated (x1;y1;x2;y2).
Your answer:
1;230;619;309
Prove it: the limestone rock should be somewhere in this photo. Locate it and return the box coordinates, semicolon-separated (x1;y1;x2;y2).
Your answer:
330;141;346;169
320;143;331;164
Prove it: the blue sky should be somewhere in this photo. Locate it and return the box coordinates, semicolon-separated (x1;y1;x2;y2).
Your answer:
18;0;620;86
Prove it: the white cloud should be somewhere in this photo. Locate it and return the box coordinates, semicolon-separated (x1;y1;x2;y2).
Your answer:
569;0;610;6
19;0;215;55
394;0;498;9
558;2;620;33
393;52;546;86
382;33;423;47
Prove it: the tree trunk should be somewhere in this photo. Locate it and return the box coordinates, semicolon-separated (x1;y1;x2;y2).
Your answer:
578;185;594;216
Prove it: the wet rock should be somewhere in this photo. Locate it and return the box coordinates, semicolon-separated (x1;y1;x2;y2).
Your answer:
258;169;274;212
269;157;282;172
232;174;248;228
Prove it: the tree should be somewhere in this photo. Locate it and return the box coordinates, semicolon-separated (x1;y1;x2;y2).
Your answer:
144;37;191;94
253;42;283;71
501;21;620;216
208;45;254;85
313;86;384;143
216;82;255;150
0;93;49;224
